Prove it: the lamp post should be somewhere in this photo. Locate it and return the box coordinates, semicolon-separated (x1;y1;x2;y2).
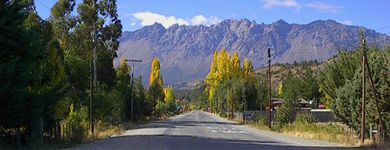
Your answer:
125;59;142;121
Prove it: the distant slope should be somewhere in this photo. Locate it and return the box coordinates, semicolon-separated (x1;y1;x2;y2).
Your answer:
116;19;390;85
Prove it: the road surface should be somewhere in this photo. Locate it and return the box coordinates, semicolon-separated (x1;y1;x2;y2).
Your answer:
71;111;352;150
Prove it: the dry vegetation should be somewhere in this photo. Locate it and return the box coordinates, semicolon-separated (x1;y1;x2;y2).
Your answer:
280;122;358;146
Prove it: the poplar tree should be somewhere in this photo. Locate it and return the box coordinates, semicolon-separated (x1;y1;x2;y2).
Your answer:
231;52;241;74
206;50;219;112
149;58;164;111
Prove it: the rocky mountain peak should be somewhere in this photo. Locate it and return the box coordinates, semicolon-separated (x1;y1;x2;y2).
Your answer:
117;19;390;85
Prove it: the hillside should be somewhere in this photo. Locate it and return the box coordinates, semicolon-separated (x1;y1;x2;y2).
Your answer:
116;19;390;85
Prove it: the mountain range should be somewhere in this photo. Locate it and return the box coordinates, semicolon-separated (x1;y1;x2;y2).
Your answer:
115;19;390;86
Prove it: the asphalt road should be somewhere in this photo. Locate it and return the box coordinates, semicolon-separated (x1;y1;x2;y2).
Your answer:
71;110;353;150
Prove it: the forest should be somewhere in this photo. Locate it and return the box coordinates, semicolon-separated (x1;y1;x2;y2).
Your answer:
0;0;178;147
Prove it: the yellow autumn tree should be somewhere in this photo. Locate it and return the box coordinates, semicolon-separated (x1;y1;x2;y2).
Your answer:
149;58;163;87
206;50;219;113
149;58;164;105
164;87;176;112
231;51;240;75
243;57;253;78
164;87;174;103
278;81;283;96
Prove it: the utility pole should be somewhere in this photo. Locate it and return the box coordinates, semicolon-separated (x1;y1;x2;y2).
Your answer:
360;31;385;144
268;47;272;128
90;0;97;137
360;38;366;144
362;40;384;144
125;59;142;121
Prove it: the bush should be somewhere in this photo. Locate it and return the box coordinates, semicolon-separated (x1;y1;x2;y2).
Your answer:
256;115;268;126
154;100;166;117
63;104;88;144
295;113;316;124
274;105;296;128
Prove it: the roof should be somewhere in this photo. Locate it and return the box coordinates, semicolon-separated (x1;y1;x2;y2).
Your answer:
271;98;310;104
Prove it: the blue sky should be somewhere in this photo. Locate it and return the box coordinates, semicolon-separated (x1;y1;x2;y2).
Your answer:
36;0;390;35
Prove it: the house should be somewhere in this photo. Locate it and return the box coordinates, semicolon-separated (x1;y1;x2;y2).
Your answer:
271;98;311;110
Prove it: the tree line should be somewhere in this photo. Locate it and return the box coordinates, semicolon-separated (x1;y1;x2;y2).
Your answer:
318;34;390;140
203;49;268;118
0;0;178;147
200;34;389;140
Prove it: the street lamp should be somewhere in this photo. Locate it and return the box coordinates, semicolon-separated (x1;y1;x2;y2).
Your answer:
125;59;142;121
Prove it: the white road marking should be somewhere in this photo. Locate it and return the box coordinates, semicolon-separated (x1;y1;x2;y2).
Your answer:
208;126;246;134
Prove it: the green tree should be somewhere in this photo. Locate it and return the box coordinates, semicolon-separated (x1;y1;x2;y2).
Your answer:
133;76;148;120
318;32;390;137
164;87;176;113
275;73;303;127
334;48;390;137
301;66;322;108
317;50;360;107
1;0;69;145
115;58;131;120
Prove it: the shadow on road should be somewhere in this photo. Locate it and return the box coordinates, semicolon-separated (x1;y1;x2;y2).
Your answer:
73;135;356;150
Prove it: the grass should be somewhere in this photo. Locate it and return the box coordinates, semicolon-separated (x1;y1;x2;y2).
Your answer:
279;122;358;146
246;120;360;146
248;122;270;131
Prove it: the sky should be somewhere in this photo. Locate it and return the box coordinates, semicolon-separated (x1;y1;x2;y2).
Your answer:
35;0;390;35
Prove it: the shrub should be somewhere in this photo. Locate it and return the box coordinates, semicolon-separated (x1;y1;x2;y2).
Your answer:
154;100;166;117
63;104;88;144
295;113;316;124
256;115;268;126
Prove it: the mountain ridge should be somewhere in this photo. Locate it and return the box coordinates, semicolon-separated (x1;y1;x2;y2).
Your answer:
116;19;390;85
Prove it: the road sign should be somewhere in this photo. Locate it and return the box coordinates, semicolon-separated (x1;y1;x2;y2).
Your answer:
243;111;255;121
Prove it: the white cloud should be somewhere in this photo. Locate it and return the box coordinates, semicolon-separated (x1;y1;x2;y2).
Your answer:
306;2;342;13
261;0;342;13
191;15;221;26
133;11;189;28
339;20;353;25
132;11;221;28
262;0;301;9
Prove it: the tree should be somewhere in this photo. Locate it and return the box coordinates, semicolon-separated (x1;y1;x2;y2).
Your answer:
231;52;240;74
204;49;263;115
133;76;148;120
115;58;131;121
317;50;360;107
243;57;253;78
275;73;303;127
149;58;164;115
301;66;322;108
334;48;390;138
278;82;283;96
318;32;390;138
206;50;219;112
0;0;70;145
164;87;176;113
